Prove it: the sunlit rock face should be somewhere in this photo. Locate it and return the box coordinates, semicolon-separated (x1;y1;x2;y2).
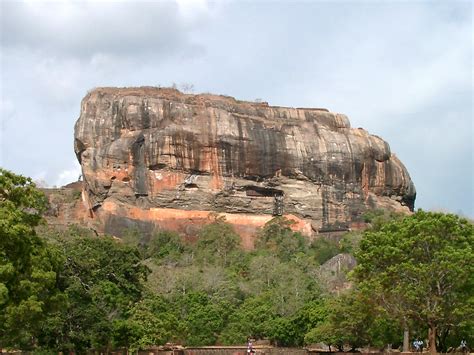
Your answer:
74;87;415;241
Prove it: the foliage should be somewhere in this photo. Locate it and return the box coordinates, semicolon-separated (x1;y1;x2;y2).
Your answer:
37;230;150;352
116;291;234;349
0;168;64;350
219;292;276;344
148;230;190;264
362;209;405;231
249;255;319;316
309;231;362;265
305;290;401;350
310;237;341;264
339;232;363;254
285;299;328;346
353;210;474;353
113;294;177;351
141;217;347;348
174;292;233;346
196;215;241;267
7;169;471;352
255;217;307;262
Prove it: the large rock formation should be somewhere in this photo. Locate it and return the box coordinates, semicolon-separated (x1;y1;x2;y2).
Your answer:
74;87;415;243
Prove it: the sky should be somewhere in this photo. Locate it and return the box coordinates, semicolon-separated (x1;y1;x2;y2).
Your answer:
0;0;472;217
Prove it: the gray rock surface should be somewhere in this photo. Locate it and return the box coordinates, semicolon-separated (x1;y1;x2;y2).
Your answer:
318;253;358;293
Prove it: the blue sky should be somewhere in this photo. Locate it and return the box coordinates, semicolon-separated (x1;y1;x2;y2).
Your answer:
1;0;472;217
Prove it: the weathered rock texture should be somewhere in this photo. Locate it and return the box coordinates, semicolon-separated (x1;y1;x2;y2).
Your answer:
74;87;415;242
42;182;89;228
318;253;357;293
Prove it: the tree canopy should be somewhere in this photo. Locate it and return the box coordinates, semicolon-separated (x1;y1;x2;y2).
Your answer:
2;168;472;353
353;210;474;354
0;168;64;349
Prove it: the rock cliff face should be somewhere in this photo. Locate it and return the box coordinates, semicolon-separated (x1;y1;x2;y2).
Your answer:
74;87;415;242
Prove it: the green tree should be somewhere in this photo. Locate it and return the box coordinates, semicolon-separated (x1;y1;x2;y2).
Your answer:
173;291;232;346
353;211;474;354
310;237;340;265
40;232;150;352
196;216;241;267
362;209;405;231
148;230;189;264
265;317;298;347
288;299;329;347
304;291;366;350
305;290;401;351
220;292;276;345
245;254;319;315
0;168;64;350
256;217;307;262
266;299;329;348
114;294;177;351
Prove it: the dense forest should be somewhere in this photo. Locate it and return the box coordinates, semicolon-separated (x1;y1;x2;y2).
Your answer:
1;168;473;353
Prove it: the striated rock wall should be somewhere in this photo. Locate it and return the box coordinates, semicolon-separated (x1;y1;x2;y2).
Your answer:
74;87;415;241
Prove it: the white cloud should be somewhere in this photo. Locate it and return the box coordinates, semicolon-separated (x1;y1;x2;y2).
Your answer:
176;0;216;23
31;170;48;187
55;162;82;188
1;0;213;59
0;98;15;166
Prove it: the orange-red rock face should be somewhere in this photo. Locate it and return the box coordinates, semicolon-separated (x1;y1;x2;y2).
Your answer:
99;200;311;249
74;87;416;241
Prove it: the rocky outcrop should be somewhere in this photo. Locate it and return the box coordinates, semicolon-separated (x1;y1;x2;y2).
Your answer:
318;253;357;293
74;87;415;242
41;182;93;230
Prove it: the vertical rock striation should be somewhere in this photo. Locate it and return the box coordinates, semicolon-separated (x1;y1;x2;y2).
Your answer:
74;87;415;241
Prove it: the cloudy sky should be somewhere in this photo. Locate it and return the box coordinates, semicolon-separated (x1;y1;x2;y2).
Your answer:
1;0;472;216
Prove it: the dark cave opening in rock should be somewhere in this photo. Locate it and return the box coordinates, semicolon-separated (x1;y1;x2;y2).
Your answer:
245;185;283;197
243;186;284;216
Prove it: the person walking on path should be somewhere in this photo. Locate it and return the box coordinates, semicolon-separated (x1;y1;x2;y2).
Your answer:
247;338;255;354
